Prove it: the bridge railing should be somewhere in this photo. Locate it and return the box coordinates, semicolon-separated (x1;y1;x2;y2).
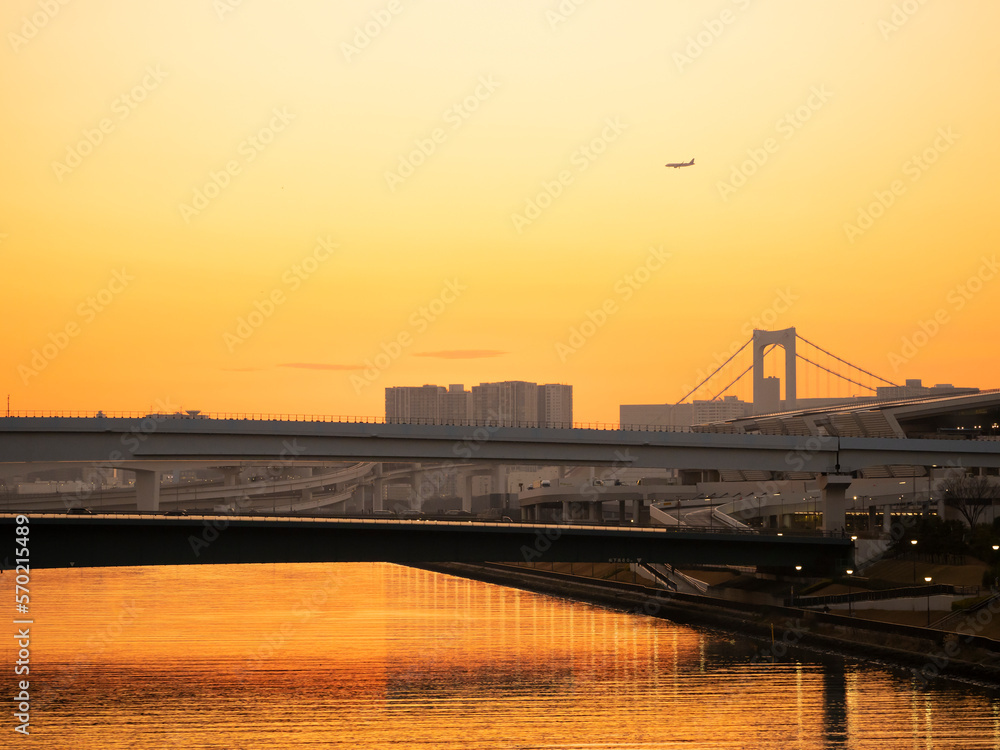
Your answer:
0;510;855;539
1;410;699;433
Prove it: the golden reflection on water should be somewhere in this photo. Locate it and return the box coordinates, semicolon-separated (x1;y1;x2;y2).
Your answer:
4;562;1000;749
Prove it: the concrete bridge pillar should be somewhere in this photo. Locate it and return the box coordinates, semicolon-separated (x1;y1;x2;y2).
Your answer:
589;501;600;522
462;475;474;513
819;474;851;532
412;470;426;511
561;500;571;522
632;499;642;525
493;465;506;495
134;469;160;512
883;507;892;534
373;479;385;511
222;467;242;487
351;484;366;511
618;500;626;523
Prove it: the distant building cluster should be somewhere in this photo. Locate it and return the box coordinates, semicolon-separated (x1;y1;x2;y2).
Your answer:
386;381;573;427
620;379;978;428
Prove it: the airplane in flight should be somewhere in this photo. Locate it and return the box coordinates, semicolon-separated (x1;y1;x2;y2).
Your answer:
665;158;695;168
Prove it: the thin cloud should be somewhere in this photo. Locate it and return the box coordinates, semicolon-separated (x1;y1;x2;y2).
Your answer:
413;349;507;359
278;362;367;371
221;367;266;372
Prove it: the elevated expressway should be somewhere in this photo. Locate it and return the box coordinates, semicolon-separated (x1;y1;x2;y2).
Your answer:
4;415;1000;530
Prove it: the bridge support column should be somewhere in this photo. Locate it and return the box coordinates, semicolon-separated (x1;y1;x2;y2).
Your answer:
883;507;892;534
819;474;851;533
632;499;642;525
222;467;242;486
493;465;506;495
561;500;571;522
618;500;626;524
412;470;426;511
373;480;385;511
589;501;600;522
462;475;474;513
134;469;160;512
351;484;366;512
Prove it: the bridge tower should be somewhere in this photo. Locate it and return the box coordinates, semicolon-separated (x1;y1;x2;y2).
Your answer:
753;327;796;414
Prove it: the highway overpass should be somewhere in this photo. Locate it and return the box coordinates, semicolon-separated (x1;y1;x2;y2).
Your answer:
1;512;854;575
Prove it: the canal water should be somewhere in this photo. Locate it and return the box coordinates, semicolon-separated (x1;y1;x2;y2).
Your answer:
5;562;1000;748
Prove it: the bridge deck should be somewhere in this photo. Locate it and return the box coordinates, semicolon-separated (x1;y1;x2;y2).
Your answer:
3;513;854;575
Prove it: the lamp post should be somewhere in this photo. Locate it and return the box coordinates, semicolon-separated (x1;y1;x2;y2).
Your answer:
924;576;933;626
993;545;999;593
846;569;854;616
911;539;918;583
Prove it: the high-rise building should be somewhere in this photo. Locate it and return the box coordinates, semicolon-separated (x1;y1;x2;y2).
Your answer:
472;381;538;426
385;381;573;426
538;383;573;427
441;384;473;423
385;385;447;423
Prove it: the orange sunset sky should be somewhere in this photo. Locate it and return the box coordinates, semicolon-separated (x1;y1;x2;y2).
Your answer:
2;0;998;423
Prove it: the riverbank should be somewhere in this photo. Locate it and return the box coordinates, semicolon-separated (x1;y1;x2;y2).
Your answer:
413;561;1000;688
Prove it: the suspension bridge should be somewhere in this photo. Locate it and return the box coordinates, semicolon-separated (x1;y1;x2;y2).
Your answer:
677;327;907;413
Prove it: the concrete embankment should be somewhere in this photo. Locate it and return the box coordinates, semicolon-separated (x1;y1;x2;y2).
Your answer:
413;561;1000;687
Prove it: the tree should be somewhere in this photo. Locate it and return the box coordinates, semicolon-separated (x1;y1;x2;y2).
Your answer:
938;474;1000;528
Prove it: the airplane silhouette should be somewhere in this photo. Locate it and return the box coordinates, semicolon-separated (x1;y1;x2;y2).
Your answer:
665;158;695;168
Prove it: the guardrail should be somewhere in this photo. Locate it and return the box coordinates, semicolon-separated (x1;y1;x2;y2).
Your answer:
0;411;695;432
0;510;854;539
791;583;981;607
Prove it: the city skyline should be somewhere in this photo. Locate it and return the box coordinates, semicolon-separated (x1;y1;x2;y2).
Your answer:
3;1;998;424
386;380;573;427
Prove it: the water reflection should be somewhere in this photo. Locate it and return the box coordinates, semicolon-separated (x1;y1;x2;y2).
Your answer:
4;562;999;749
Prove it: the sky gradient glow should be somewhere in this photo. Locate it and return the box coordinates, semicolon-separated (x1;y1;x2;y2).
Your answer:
3;0;998;422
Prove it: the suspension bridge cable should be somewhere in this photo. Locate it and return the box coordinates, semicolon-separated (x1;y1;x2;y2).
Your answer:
710;344;778;401
795;353;876;392
710;363;753;401
674;337;752;405
795;333;899;387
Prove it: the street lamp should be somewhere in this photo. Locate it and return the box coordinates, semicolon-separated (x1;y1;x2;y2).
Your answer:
846;569;854;616
924;576;933;626
911;539;918;583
